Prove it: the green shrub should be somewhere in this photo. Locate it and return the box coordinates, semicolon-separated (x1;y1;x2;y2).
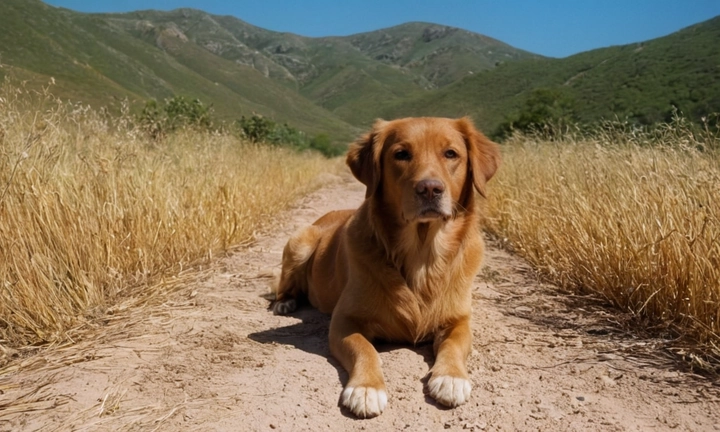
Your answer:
494;88;576;140
139;96;212;139
138;103;346;157
237;115;345;157
237;114;276;143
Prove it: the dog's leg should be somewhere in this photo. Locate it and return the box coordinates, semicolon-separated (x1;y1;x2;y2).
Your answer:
427;317;472;407
329;315;387;418
272;226;321;315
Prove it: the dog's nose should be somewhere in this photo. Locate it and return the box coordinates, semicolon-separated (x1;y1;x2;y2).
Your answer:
415;179;445;200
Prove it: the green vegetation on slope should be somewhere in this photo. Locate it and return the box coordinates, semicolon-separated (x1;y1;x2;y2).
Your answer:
0;0;539;138
347;22;540;87
105;10;538;127
1;0;717;141
0;0;356;143
383;16;720;136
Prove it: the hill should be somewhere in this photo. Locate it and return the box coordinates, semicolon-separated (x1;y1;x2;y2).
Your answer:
0;0;537;141
100;10;539;126
0;0;357;142
382;16;720;134
1;1;717;141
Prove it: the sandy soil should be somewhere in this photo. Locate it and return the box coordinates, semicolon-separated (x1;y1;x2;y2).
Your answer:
1;174;719;431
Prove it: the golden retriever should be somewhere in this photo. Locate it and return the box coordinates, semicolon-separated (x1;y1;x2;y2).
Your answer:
271;117;500;418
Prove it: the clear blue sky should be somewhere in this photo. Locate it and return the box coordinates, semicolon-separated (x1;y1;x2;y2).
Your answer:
44;0;720;58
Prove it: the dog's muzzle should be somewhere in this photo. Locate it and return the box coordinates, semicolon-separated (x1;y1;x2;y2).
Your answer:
414;179;450;219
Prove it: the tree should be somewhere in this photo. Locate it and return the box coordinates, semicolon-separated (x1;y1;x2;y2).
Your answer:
494;88;576;139
138;96;213;139
236;115;344;157
237;115;276;143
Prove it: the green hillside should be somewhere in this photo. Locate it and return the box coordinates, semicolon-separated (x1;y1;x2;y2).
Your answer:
0;1;538;139
347;22;539;87
382;16;720;135
0;0;357;142
100;10;538;126
1;0;717;141
108;9;431;126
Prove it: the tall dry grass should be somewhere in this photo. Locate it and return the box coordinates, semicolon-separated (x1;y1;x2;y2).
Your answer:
484;119;720;361
0;81;336;347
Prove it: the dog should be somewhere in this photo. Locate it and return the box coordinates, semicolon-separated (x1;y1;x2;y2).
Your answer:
271;117;500;418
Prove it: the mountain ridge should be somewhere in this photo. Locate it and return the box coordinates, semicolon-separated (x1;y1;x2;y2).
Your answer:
0;0;539;141
381;14;720;134
1;0;718;141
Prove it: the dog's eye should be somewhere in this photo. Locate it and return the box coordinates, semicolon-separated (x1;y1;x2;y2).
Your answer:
394;150;411;161
444;149;458;159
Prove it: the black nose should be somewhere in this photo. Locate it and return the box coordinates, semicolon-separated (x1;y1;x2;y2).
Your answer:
415;179;445;200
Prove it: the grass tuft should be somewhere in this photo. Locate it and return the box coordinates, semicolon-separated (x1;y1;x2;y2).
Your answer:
0;80;336;348
484;118;720;366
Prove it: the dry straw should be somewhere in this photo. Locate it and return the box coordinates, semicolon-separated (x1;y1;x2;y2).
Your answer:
485;119;720;365
0;80;334;349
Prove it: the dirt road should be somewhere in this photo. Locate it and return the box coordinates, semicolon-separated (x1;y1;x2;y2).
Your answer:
1;174;719;431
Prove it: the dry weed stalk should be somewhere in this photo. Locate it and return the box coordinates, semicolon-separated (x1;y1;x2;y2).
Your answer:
485;119;720;362
0;80;334;348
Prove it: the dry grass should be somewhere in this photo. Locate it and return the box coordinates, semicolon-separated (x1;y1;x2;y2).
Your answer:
0;81;336;348
484;119;720;365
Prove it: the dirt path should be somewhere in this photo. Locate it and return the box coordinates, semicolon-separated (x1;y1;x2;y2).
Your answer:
1;174;719;431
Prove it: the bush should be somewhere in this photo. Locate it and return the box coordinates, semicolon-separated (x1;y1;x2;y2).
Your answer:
139;96;213;139
138;102;346;157
237;114;276;143
237;115;345;157
309;134;337;156
494;88;576;140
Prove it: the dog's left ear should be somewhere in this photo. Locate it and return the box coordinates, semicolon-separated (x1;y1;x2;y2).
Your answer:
346;119;388;198
455;117;501;197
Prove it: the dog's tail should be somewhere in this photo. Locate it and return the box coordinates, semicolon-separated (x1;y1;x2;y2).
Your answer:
270;225;322;315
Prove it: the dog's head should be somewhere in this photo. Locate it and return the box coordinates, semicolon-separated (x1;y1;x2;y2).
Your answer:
347;117;500;223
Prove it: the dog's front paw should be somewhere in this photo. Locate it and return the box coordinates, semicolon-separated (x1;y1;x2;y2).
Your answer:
272;298;296;315
427;375;471;407
341;386;388;418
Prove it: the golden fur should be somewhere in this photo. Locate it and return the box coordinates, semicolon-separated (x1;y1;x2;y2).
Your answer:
272;117;500;418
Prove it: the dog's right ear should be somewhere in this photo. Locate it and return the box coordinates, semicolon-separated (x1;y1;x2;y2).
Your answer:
346;119;387;198
455;117;501;198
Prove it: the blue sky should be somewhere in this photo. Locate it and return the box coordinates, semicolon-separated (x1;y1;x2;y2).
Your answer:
44;0;720;58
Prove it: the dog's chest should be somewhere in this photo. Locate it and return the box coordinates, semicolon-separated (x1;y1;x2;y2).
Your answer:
403;259;446;295
376;221;479;341
401;245;464;309
398;228;454;291
392;262;460;342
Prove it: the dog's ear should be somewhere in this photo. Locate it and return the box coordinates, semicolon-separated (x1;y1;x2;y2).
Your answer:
346;119;388;198
455;117;501;197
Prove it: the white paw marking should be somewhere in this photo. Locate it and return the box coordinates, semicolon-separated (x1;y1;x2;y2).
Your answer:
427;375;471;407
272;299;296;315
341;386;388;418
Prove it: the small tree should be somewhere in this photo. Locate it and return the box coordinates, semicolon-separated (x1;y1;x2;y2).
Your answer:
164;96;212;130
495;88;576;139
309;134;343;156
236;115;344;157
237;115;276;143
139;96;213;139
